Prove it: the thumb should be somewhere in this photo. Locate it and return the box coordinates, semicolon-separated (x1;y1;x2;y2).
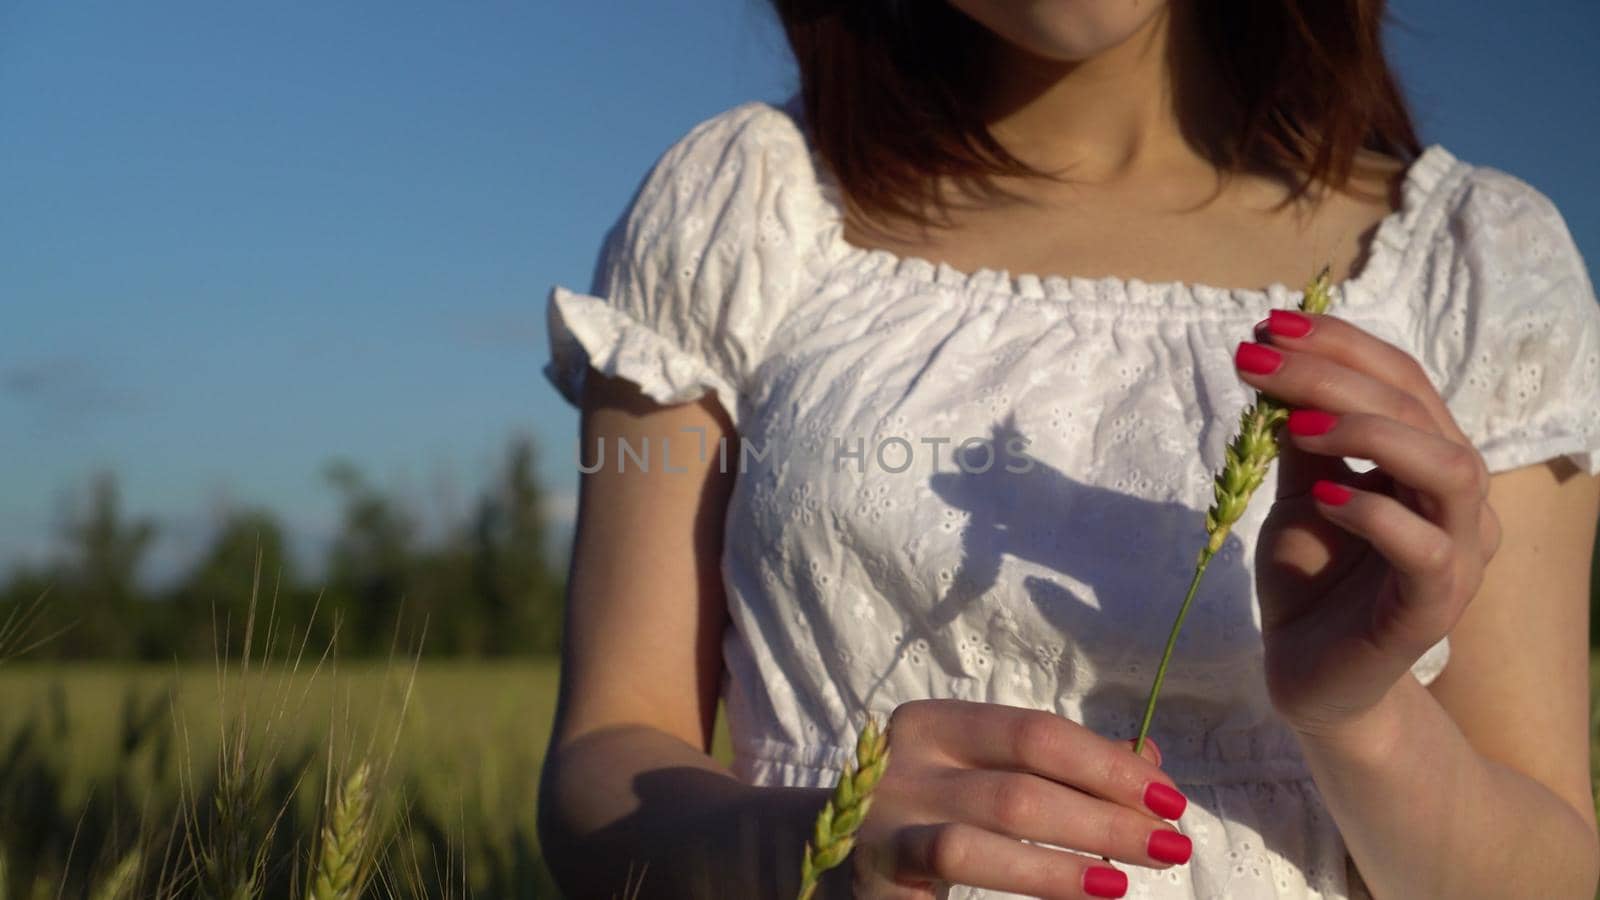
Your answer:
1125;737;1162;767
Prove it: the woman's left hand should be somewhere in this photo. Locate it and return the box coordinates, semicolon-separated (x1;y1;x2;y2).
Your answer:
1236;309;1502;739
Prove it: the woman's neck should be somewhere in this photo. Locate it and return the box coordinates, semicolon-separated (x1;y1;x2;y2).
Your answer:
975;3;1230;186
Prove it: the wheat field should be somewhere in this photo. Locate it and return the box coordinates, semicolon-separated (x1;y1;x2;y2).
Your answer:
0;657;1591;897
0;658;733;898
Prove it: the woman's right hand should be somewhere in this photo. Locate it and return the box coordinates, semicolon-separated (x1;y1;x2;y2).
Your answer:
847;699;1192;900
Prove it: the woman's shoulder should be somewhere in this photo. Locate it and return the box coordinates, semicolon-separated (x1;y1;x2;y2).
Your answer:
1376;143;1593;313
637;96;814;194
1443;154;1567;220
1401;145;1600;475
603;96;825;272
1422;145;1585;265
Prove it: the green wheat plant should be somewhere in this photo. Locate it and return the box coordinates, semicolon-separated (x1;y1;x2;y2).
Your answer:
88;852;142;900
306;760;375;900
796;713;889;900
1131;265;1336;756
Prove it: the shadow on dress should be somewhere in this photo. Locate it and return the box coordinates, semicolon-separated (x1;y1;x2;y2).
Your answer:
831;414;1310;886
852;410;1257;761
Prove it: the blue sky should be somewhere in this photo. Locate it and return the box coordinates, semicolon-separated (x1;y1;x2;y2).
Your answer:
2;0;1597;584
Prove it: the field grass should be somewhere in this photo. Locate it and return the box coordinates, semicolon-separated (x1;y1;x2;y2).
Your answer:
0;657;734;897
0;656;1591;896
0;661;727;796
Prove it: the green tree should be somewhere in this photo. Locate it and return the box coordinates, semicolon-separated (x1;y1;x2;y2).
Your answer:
47;471;157;657
471;435;563;655
321;460;421;656
164;509;311;660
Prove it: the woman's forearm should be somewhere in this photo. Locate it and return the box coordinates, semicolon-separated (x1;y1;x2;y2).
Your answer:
537;722;841;899
1293;673;1599;898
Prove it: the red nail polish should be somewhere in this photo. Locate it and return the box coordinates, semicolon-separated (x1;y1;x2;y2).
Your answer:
1268;309;1314;338
1235;342;1282;375
1312;480;1352;505
1287;409;1338;436
1148;829;1193;865
1144;781;1188;819
1084;865;1129;898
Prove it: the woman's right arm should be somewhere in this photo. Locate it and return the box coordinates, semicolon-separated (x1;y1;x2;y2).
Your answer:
536;371;1195;900
535;370;838;899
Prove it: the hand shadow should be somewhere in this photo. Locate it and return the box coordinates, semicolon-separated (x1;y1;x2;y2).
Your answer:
546;734;830;899
852;410;1261;772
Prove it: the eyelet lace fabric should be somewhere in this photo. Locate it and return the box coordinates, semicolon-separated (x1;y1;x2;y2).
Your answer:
544;96;1600;899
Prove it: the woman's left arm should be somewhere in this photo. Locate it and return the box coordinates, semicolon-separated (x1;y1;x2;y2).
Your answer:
1238;310;1600;899
1299;458;1600;899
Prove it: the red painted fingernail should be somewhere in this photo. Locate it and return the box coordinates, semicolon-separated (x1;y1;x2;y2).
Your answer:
1144;781;1188;819
1148;829;1193;864
1313;480;1353;506
1235;341;1282;375
1287;409;1338;436
1268;309;1314;338
1084;865;1129;897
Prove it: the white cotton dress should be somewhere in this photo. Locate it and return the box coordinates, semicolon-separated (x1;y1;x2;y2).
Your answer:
543;96;1600;899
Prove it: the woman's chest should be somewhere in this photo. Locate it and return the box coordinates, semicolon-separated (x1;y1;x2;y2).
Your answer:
745;280;1277;502
725;278;1413;672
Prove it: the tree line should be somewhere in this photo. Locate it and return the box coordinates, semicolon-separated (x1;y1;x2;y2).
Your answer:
1;435;568;659
7;433;1600;659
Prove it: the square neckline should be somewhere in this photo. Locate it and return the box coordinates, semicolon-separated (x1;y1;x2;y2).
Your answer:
775;93;1460;310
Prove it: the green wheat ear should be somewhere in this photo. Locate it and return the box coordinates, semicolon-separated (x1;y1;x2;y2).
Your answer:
307;760;375;900
797;714;890;900
89;851;142;900
1133;265;1335;756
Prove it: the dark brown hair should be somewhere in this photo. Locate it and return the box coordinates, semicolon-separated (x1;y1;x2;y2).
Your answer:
768;0;1422;233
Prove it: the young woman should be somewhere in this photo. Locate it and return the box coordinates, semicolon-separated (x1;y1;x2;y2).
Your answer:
536;2;1600;898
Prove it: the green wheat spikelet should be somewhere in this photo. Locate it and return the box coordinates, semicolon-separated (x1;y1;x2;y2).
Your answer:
1132;266;1335;756
203;739;264;900
797;714;890;900
89;851;142;900
307;760;375;900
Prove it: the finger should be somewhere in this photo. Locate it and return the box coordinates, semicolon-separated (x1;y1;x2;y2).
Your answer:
1286;410;1487;539
1309;479;1465;644
889;701;1185;819
1480;501;1502;563
1253;318;1351;500
850;839;940;899
940;768;1191;869
1274;419;1356;501
850;870;935;900
1123;737;1161;767
892;821;1131;899
1257;311;1472;445
1234;340;1439;498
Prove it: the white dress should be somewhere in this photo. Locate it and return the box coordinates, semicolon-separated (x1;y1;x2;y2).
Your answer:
543;96;1600;899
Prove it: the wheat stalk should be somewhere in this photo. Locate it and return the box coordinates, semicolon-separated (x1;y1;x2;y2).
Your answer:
797;713;890;900
307;760;375;900
202;735;264;900
89;851;142;900
1131;265;1335;755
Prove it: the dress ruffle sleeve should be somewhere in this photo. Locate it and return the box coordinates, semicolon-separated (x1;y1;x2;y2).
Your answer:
543;101;810;431
1424;167;1600;476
